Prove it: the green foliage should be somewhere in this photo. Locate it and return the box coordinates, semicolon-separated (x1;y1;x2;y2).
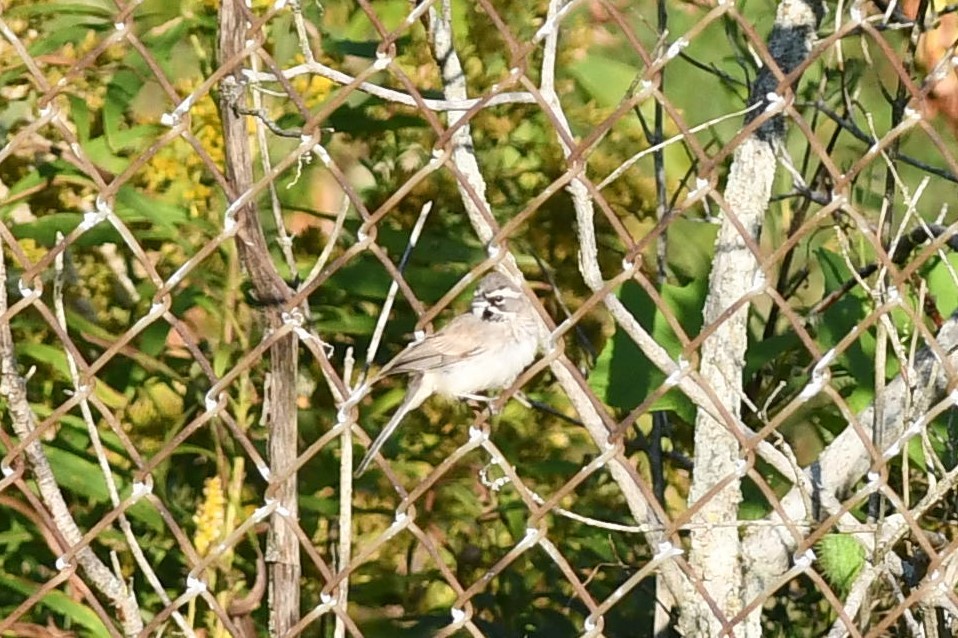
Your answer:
1;0;957;634
0;572;113;638
590;277;708;424
816;535;866;594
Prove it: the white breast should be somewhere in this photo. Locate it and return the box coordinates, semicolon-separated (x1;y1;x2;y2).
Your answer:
432;320;537;398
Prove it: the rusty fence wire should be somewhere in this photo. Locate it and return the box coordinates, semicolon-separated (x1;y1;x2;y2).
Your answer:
2;0;958;635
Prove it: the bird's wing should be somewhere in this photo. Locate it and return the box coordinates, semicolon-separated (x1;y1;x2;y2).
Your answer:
380;316;486;376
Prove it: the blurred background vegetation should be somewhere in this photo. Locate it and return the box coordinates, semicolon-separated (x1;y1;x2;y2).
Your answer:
2;0;958;635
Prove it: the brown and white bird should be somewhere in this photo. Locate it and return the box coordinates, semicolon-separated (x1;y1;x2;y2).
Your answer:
355;272;539;476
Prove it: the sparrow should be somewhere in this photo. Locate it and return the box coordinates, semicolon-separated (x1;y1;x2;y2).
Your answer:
355;272;539;476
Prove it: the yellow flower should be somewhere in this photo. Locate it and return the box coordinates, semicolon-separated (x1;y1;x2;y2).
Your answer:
292;73;335;109
138;80;223;214
193;476;226;556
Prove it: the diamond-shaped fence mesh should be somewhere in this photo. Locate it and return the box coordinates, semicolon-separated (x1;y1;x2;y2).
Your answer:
2;0;958;635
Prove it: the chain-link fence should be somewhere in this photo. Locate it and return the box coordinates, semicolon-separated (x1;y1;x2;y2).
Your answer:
2;0;958;635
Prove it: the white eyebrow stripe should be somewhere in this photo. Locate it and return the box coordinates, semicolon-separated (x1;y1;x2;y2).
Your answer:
486;287;522;298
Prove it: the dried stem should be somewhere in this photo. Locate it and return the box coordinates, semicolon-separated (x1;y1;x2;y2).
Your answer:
0;238;143;636
218;0;301;633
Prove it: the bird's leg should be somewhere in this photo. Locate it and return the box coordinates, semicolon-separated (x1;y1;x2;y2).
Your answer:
461;392;504;418
459;392;493;403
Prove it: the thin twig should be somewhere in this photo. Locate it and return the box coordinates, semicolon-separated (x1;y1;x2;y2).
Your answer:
249;53;299;276
54;235;193;636
242;63;536;111
364;201;434;375
0;236;143;636
304;194;351;289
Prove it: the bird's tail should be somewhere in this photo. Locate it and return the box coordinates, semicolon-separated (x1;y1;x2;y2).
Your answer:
354;377;427;477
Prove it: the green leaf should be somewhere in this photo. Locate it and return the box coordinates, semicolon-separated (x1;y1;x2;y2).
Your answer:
907;434;927;472
68;95;92;142
8;2;114;18
665;219;719;282
814;248;876;393
567;54;640;108
5;212;124;247
0;571;112;638
300;494;339;516
115;184;189;232
25;25;103;58
924;251;958;318
33;407;124;459
16;343;127;408
67;311;182;380
313;308;378;336
816;534;865;593
328;103;427;134
138;320;172;359
84;124;162;174
744;332;801;380
137;15;193;62
816;247;857;293
0;522;32;554
104;70;145;147
124;497;166;533
589;278;707;423
343;0;410;37
82;137;133;174
0;172;47;212
323;36;412;59
213;344;232;378
16;343;77;380
44;445;118;504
